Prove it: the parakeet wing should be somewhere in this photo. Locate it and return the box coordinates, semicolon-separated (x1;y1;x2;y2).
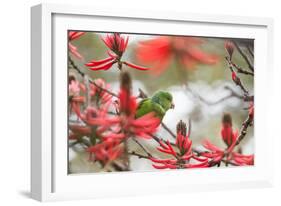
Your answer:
136;98;166;119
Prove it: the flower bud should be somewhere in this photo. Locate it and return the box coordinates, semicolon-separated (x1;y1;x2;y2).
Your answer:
176;120;187;137
119;72;136;116
221;113;237;147
120;71;132;93
225;41;235;60
222;113;232;126
232;71;237;82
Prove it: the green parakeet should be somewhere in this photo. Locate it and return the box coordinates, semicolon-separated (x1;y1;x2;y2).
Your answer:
136;91;174;121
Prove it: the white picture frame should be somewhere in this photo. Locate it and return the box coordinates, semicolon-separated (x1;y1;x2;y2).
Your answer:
31;3;274;202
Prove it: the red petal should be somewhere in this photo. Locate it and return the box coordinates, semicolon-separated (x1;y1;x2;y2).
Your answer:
124;36;129;51
85;56;115;67
123;62;150;71
102;36;113;50
150;158;177;164
69;32;85;40
184;160;209;168
157;147;175;155
152;164;169;169
192;155;208;162
69;43;84;59
203;139;224;152
159;140;169;150
181;154;193;160
166;141;177;156
69;31;75;39
107;51;118;58
89;60;115;71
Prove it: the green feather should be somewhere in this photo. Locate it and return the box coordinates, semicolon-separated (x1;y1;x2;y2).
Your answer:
136;91;173;121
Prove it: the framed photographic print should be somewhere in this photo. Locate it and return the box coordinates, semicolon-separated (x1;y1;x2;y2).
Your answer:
31;3;274;201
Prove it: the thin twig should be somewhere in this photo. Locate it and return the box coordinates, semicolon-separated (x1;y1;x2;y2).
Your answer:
235;115;253;146
149;133;176;147
184;84;251;106
226;58;254;76
187;119;192;137
246;45;254;58
225;57;249;95
68;56;118;97
224;85;254;102
132;138;152;157
149;133;161;144
161;123;176;138
138;88;148;99
112;162;129;171
128;151;150;159
233;41;254;71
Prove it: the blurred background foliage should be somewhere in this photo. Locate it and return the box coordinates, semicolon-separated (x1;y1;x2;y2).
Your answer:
69;32;254;173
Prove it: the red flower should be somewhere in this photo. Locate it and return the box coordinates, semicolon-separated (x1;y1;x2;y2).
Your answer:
85;33;149;71
102;33;128;56
78;72;160;140
150;121;208;169
201;139;225;163
119;86;137;117
201;113;238;163
114;72;160;138
103;88;160;139
201;114;254;166
221;113;238;147
175;120;192;156
151;138;208;169
87;139;124;164
201;139;254;166
135;36;218;75
93;88;160;140
68;31;85;59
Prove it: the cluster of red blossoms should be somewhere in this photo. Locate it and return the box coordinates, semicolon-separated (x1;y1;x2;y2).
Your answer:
87;138;124;165
150;113;254;169
69;71;160;164
200;113;254;166
150;121;209;169
85;33;149;71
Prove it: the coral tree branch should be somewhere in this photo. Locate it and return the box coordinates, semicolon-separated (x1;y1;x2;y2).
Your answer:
233;41;254;71
69;56;118;97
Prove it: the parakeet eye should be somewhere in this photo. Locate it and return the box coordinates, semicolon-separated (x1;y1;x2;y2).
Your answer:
166;94;172;101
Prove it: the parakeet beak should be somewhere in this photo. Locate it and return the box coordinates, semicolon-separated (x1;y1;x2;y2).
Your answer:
170;102;175;109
